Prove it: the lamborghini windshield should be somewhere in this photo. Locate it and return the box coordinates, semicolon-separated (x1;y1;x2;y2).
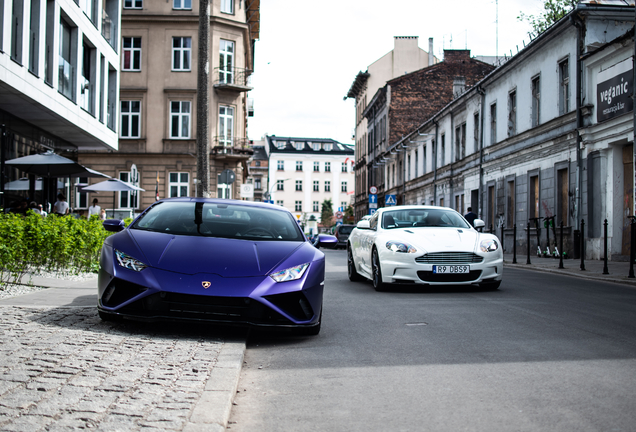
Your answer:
131;201;305;241
381;208;471;230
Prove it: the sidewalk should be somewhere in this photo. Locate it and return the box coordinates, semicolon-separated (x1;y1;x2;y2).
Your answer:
0;274;244;432
503;253;636;287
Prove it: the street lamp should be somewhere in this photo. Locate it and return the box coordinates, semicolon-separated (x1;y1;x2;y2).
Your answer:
264;178;289;202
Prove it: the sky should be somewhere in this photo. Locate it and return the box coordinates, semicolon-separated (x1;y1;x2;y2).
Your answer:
246;0;547;145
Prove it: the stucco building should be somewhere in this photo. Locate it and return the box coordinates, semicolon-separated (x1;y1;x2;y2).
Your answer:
383;0;635;261
77;0;259;215
0;0;121;208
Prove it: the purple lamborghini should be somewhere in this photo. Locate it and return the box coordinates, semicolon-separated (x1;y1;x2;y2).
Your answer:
98;198;327;335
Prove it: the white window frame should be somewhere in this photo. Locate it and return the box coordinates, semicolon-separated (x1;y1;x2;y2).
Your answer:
313;180;319;192
341;162;348;173
170;101;191;139
123;0;143;8
276;200;284;206
295;180;302;191
277;160;284;170
217;173;232;199
341;181;347;193
325;162;331;172
169;172;189;197
313;201;319;212
325;181;331;192
122;37;141;71
75;177;89;209
295;201;302;212
173;0;192;10
277;180;285;191
313;161;319;172
119;172;139;209
296;161;303;171
219;40;234;84
219;105;234;146
120;101;141;138
220;0;233;14
172;37;191;71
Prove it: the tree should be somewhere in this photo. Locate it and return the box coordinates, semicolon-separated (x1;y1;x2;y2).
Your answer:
344;205;355;224
518;0;577;35
320;199;334;227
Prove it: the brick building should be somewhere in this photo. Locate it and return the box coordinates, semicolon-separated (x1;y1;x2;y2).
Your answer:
361;50;495;216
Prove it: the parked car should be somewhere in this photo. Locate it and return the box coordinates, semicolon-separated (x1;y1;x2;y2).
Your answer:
334;224;355;249
98;198;327;335
347;205;503;291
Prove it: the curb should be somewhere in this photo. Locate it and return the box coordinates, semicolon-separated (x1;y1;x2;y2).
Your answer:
504;262;636;287
184;341;245;432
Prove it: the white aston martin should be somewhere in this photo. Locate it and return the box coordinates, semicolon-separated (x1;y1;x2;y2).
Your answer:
347;206;503;291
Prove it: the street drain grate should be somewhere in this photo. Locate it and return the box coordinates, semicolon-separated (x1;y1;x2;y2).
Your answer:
405;322;428;326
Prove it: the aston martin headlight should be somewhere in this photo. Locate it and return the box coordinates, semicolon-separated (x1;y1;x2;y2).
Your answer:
480;239;499;252
386;241;417;253
115;250;148;272
270;263;310;282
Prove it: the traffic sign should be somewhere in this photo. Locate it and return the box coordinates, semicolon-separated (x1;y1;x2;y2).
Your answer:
369;202;377;209
370;186;378;194
240;183;254;198
369;194;377;204
369;208;377;215
335;211;343;219
385;194;397;206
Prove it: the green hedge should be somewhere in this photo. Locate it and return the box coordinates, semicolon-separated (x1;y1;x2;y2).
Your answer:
0;211;115;286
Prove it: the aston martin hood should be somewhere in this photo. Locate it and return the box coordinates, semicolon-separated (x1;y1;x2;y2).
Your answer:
401;228;479;253
126;230;302;277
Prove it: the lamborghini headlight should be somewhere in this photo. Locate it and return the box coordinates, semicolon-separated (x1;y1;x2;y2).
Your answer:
115;250;148;272
386;241;417;253
270;262;310;282
479;239;499;252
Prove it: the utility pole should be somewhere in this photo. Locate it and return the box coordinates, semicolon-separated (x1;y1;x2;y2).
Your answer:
196;0;210;197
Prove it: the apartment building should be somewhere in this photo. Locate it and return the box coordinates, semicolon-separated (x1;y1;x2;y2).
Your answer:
0;0;121;207
78;0;260;214
387;0;635;260
345;36;437;221
265;135;354;227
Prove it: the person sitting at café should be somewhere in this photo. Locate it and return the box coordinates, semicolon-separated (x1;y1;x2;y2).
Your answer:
28;201;42;216
53;194;69;216
88;198;101;218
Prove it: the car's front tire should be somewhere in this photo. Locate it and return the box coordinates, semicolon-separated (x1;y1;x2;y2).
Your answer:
348;245;365;282
372;248;388;292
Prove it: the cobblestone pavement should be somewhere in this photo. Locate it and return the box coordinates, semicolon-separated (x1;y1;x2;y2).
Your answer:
0;305;243;431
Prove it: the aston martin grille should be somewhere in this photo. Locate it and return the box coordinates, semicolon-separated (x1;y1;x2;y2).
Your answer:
415;252;483;264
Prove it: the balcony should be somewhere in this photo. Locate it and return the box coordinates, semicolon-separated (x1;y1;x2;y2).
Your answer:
213;67;253;92
211;137;254;160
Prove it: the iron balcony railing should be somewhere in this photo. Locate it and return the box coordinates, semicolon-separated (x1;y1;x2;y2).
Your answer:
211;137;253;156
213;67;253;90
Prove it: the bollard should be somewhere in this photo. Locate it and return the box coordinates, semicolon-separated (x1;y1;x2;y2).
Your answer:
603;219;609;275
526;222;531;265
490;224;493;234
629;218;635;278
559;220;564;269
513;224;517;264
500;224;505;253
580;219;586;271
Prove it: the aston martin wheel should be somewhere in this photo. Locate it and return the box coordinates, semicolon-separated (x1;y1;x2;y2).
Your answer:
372;248;388;292
348;245;364;282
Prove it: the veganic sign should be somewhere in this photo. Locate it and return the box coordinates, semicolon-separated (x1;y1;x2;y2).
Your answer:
597;58;633;122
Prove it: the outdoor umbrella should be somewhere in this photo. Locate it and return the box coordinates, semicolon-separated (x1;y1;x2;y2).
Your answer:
81;179;145;218
4;151;110;178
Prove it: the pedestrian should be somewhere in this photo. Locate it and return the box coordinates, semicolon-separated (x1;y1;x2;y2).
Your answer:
53;194;69;216
88;198;101;218
10;199;28;215
464;207;478;227
38;204;48;217
28;201;42;216
100;208;106;220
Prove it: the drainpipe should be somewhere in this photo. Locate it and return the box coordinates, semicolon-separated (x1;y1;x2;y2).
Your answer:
477;86;486;218
570;13;584;229
450;111;454;207
433;120;439;204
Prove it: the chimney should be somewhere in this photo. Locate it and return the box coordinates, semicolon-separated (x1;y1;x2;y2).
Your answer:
453;76;466;98
428;38;434;66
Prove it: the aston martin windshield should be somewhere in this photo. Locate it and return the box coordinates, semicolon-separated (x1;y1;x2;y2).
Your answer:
131;201;304;241
381;208;471;229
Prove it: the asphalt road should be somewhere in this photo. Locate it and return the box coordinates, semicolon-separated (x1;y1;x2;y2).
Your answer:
229;249;636;432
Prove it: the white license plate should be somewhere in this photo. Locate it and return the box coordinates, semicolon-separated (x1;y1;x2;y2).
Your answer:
433;265;469;274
